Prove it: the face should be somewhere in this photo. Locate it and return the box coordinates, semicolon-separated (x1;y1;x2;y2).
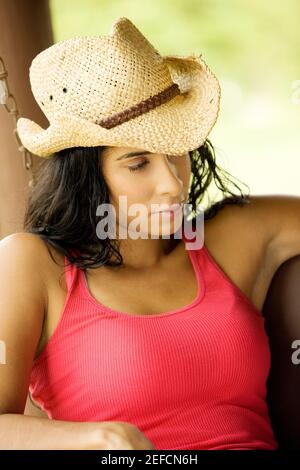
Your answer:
100;145;191;239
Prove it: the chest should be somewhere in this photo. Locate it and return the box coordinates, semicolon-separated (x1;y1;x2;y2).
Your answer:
81;246;200;316
36;221;275;358
36;297;270;423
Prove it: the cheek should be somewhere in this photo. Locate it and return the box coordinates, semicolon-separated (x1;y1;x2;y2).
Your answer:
104;172;152;214
177;158;191;189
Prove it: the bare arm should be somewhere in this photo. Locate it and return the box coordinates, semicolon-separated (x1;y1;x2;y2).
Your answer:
0;414;109;450
0;233;155;450
0;233;103;449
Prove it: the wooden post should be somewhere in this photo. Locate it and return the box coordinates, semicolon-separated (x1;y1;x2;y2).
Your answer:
0;0;54;239
0;0;54;418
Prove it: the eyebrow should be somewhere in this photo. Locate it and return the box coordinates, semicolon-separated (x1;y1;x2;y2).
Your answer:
116;151;152;161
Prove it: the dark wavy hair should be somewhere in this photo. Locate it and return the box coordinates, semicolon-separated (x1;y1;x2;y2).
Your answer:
23;139;250;270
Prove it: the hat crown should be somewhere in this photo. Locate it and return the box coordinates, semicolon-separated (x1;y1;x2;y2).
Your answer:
17;15;221;158
29;17;175;124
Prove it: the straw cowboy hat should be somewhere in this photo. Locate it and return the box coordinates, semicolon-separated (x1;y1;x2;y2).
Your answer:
16;16;221;158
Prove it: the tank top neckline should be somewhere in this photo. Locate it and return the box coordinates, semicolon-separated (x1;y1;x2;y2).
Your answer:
79;235;206;319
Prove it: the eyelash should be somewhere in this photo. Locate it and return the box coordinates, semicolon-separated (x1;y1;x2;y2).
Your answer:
128;160;150;172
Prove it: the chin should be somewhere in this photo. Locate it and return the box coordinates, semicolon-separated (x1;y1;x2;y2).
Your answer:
149;218;183;238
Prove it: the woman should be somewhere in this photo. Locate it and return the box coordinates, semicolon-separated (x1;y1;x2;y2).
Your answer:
1;17;300;450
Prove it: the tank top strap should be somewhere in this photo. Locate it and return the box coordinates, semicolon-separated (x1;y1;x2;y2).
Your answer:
181;225;204;252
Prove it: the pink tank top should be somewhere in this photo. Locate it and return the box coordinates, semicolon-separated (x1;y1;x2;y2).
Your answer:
29;233;278;450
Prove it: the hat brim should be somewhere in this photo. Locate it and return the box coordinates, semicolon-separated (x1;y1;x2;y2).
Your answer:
17;55;221;158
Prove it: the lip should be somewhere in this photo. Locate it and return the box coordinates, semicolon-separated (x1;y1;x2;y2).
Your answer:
153;203;183;214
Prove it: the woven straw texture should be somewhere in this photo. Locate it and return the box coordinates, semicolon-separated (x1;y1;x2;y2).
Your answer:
17;16;221;158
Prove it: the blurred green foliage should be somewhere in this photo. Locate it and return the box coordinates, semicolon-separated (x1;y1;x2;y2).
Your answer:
50;0;300;93
50;0;300;195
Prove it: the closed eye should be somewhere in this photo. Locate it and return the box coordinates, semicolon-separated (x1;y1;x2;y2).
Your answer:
128;160;150;172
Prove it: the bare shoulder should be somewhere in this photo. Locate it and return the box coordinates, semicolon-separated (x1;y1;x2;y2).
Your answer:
0;232;61;308
0;232;49;272
0;233;52;415
243;194;300;265
1;231;46;250
203;195;283;311
0;231;56;268
213;194;300;267
205;195;271;250
205;194;286;254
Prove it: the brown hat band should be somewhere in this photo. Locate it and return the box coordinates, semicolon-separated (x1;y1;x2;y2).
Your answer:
95;82;181;129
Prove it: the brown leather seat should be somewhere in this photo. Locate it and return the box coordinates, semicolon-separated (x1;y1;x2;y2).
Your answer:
263;254;300;450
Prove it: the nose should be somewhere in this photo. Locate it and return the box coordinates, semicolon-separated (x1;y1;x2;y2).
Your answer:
155;154;183;196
